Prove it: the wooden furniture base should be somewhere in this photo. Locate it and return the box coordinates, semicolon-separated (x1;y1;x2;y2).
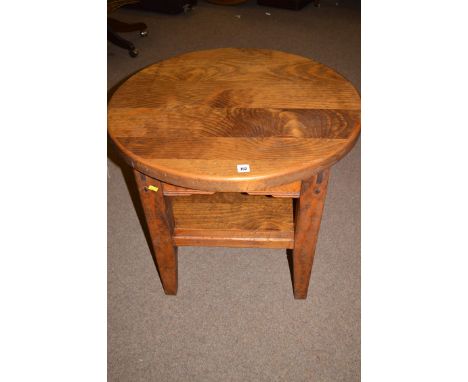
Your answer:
134;168;329;299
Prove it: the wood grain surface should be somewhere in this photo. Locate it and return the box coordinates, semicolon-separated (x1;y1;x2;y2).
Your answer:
108;48;360;191
163;181;300;198
292;169;330;299
171;193;294;248
134;171;178;295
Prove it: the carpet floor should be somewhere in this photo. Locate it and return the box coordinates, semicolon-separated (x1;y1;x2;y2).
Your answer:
108;1;360;380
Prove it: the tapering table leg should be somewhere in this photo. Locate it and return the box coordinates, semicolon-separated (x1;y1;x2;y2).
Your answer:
134;170;178;295
292;169;330;299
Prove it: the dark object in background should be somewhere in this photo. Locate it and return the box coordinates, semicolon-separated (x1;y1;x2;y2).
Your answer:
107;18;148;57
258;0;319;10
138;0;197;14
108;0;148;57
207;0;248;4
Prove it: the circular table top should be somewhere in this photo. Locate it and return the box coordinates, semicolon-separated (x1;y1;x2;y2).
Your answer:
108;48;360;191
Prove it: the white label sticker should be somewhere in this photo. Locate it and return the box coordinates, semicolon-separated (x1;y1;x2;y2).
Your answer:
237;164;250;173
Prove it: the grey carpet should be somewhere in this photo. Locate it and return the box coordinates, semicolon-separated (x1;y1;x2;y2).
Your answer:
108;1;360;380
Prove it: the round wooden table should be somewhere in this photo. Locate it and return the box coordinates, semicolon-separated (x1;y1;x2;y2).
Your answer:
108;48;360;299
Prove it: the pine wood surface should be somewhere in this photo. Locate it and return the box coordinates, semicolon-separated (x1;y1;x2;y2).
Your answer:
108;48;360;192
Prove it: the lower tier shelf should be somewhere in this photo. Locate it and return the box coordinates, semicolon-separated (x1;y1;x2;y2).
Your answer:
170;193;295;249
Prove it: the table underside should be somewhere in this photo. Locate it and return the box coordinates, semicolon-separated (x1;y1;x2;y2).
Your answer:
134;169;330;299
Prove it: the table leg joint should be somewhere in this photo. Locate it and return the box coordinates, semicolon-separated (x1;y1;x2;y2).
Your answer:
292;169;330;299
